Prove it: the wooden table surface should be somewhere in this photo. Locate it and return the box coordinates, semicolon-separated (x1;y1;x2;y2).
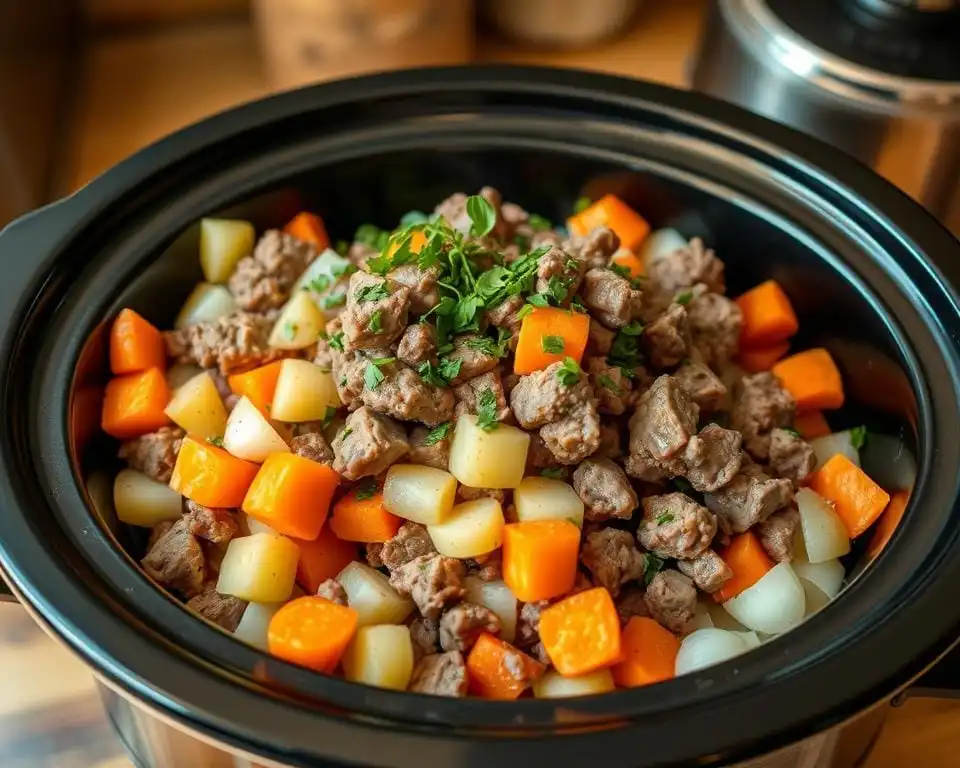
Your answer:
6;2;954;766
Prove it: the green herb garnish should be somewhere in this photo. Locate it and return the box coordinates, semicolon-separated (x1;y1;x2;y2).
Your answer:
475;388;500;432
399;210;429;227
573;196;592;214
541;335;565;354
340;427;353;440
466;195;497;238
321;405;338;427
328;331;345;352
331;262;357;278
850;425;868;450
355;478;378;500
643;554;665;585
363;357;395;390
308;275;331;293
656;513;675;526
465;334;507;359
570;295;588;314
206;436;224;448
540;467;565;480
417;357;462;387
354;223;390;251
556;357;582;387
528;214;552;232
423;421;453;446
517;303;535;320
355;282;390;304
783;427;802;438
526;293;550;307
621;321;644;336
598;374;623;395
321;292;346;309
368;310;383;333
675;290;694;306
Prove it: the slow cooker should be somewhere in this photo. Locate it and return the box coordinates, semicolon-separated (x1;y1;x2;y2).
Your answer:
0;66;959;768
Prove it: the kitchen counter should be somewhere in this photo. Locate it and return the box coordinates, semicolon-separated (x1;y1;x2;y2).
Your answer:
5;2;956;766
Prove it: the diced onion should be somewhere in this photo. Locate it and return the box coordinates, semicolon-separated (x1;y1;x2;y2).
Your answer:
637;228;687;266
463;577;519;643
810;431;861;472
233;601;283;650
734;631;761;650
175;282;237;329
427;497;505;559
513;477;585;527
223;396;289;462
722;562;805;635
199;218;254;283
113;469;183;527
796;487;851;563
860;433;916;492
533;668;616;698
675;628;750;676
383;464;458;526
342;625;414;691
337;562;413;627
242;513;280;537
793;558;844;600
707;601;750;632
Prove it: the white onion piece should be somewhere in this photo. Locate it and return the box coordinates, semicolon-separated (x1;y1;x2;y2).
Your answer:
800;579;831;617
810;431;861;472
175;282;237;329
232;601;283;649
707;601;749;632
793;559;844;600
463;577;519;643
734;631;761;649
675;629;750;676
796;487;851;563
860;433;917;492
637;228;688;266
223;396;290;463
683;600;715;634
723;563;805;635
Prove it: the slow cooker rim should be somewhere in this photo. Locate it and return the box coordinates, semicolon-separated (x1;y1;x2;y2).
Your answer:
1;66;960;768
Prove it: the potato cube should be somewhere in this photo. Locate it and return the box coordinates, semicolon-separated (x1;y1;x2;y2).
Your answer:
342;625;414;690
200;218;254;283
513;476;584;527
383;464;457;526
427;497;505;558
164;371;228;439
337;561;414;626
216;533;299;603
268;291;325;350
448;415;529;489
113;469;183;528
270;359;341;422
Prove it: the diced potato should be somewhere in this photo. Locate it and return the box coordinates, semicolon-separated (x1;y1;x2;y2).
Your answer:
513;477;584;527
533;669;616;698
291;248;354;318
427;497;504;558
223;396;289;462
337;561;414;626
448;414;530;489
113;469;183;527
463;577;518;643
268;291;325;350
270;359;341;422
200;218;255;283
383;464;457;526
175;283;237;330
796;487;851;563
342;625;414;691
232;601;283;650
217;533;300;603
167;363;204;393
164;371;229;439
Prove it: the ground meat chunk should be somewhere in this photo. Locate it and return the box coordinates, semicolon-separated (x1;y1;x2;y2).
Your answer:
206;368;240;412
435;187;509;240
228;230;318;312
467;551;502;582
642;304;691;370
540;402;601;465
644;569;698;633
439;602;501;652
316;578;348;606
485;295;525;349
628;375;700;461
687;292;742;369
408;651;469;697
340;271;411;350
183;501;238;545
141;518;206;598
331;350;367;410
616;586;650;626
768;428;816;484
756;507;800;563
731;373;796;461
680;424;743;492
580;529;646;597
164;312;281;374
639;492;717;560
454;370;511;423
573;458;638;521
525;433;557;471
410;617;440;662
646;238;725;295
379;522;437;572
332;407;409;480
677;550;733;593
674;362;727;413
586;357;632;415
290;432;334;464
185;583;247;631
705;462;794;534
389;555;465;619
365;544;384;569
388;264;440;315
580;268;643;328
586;321;616;357
396;322;437;368
359;360;454;426
596;423;623;459
458;486;507;503
407;426;451;470
447;334;501;385
563;226;620;271
510;360;592;428
118;426;184;483
535;245;586;303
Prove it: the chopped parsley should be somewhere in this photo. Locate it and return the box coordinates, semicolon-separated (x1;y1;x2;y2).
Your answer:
598;374;623;395
321;406;338;427
363;357;395;390
849;425;868;450
206;435;224;448
546;275;570;304
656;513;675;526
621;321;644;336
608;325;644;374
354;223;390;251
556;357;582;387
355;282;390;304
328;331;345;352
526;293;550;307
573;196;592;214
610;263;632;281
673;477;695;496
417;357;462;387
540;467;566;480
643;553;665;585
423;421;453;446
466;194;497;238
517;303;535;320
465;333;508;359
321;292;346;309
340;427;353;440
331;262;357;278
475;388;500;432
528;214;552;231
335;239;350;257
783;427;802;438
675;290;694;306
399;210;429;227
308;275;331;293
355;478;378;500
541;335;565;354
368;309;383;333
283;321;298;340
570;295;588;314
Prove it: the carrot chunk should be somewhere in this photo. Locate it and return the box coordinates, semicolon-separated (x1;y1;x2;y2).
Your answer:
502;520;580;602
736;341;789;373
513;307;591;375
612;616;680;688
169;435;259;507
228;361;284;416
283;212;330;250
243;453;340;540
329;488;402;543
296;526;358;593
539;587;622;677
715;531;773;603
268;596;358;672
809;454;891;539
101;368;172;439
110;308;167;375
866;491;910;560
772;347;845;411
610;248;645;279
735;280;799;348
466;633;545;700
567;194;651;251
794;410;832;440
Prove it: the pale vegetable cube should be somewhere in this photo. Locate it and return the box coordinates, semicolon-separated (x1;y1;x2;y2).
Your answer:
291;249;354;317
270;359;341;422
174;283;237;329
796;487;851;563
427;497;504;559
223;396;289;463
675;629;750;676
268;291;325;350
723;562;805;635
533;668;615;698
637;228;687;266
513;476;584;527
463;577;518;643
200;218;255;283
232;601;283;650
342;625;414;691
337;562;414;626
113;469;183;527
166;363;204;393
810;431;861;472
164;371;228;439
448;414;529;489
793;558;844;600
216;533;299;603
383;464;457;526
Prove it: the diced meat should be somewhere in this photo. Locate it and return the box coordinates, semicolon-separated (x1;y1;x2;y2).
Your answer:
447;334;501;385
467;550;502;582
183;501;238;545
332;406;410;480
164;312;282;374
572;458;638;521
646;238;725;295
673;362;727;413
313;336;336;371
348;241;378;269
365;544;384;569
389;555;465;619
290;432;334;464
141;518;206;598
458;486;507;503
586;357;632;415
596;423;623;459
388;264;441;315
315;578;348;605
616;586;650;626
185;583;247;631
510;360;592;429
756;508;800;563
563;226;620;271
638;492;717;560
118;426;185;483
486;295;525;348
730;373;796;461
704;462;794;534
410;617;440;662
580;528;646;597
407;425;451;470
408;651;469;697
768;428;816;484
680;424;743;492
540;402;601;465
228;230;318;312
535;245;586;303
531;230;563;249
500;200;530;241
676;550;733;593
147;520;174;551
580;268;643;329
642;304;691;370
644;569;697;634
379;522;437;572
396;322;437;368
687;292;742;369
525;433;557;471
341;271;410;350
454;370;510;423
586;321;616;357
628;375;700;461
361;362;454;426
515;602;550;665
331;350;367;411
439;602;502;652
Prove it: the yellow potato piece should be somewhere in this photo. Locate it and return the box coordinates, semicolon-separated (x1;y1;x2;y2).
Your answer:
268;291;325;350
513;476;585;527
342;625;414;691
337;562;414;626
448;414;529;489
223;396;290;463
427;497;505;559
270;359;341;422
216;533;299;603
174;282;236;329
533;669;616;698
383;464;457;526
113;469;183;528
199;218;254;283
164;371;228;439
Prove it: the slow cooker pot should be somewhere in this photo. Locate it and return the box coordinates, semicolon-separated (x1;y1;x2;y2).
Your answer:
1;66;960;768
